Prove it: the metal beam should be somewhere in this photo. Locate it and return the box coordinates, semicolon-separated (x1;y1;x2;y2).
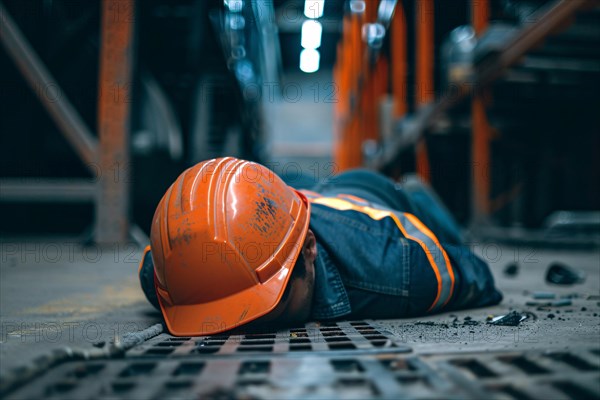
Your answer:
391;2;407;118
370;0;594;171
415;0;434;182
0;2;98;170
253;0;283;91
0;179;96;202
95;0;135;244
479;0;594;85
471;0;492;223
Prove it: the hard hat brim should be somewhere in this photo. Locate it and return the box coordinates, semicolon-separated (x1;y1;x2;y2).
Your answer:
158;274;288;336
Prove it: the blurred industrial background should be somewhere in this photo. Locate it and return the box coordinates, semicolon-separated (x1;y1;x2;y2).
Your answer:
1;0;599;399
1;0;598;242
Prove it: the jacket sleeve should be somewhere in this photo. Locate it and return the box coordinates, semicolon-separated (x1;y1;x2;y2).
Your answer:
444;244;503;310
138;248;161;310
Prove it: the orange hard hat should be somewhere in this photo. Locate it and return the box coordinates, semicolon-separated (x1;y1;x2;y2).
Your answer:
150;157;311;336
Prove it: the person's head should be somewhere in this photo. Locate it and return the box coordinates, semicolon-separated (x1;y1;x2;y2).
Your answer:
149;157;313;336
250;229;318;327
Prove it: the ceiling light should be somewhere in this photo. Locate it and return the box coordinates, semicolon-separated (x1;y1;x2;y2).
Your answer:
301;20;322;49
304;0;325;19
224;0;243;13
300;49;320;73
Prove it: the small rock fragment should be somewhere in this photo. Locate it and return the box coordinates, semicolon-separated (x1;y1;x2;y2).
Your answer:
488;311;528;326
532;292;556;299
526;301;551;307
546;263;585;285
560;293;579;299
504;263;519;276
550;299;572;307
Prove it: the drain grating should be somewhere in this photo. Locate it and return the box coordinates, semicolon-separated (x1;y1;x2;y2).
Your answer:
3;321;600;399
126;320;409;357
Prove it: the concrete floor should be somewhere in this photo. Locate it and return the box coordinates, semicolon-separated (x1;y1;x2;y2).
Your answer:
0;240;160;376
384;244;600;355
1;239;599;396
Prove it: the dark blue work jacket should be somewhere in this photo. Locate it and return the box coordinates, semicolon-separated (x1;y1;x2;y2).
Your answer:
304;191;502;320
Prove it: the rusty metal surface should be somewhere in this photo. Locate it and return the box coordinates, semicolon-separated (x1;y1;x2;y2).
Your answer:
470;0;492;223
95;0;136;244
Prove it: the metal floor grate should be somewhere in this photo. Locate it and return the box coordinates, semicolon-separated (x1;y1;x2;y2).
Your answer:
127;320;410;357
3;321;600;400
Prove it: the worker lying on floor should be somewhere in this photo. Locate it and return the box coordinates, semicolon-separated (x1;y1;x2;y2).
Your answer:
139;157;502;336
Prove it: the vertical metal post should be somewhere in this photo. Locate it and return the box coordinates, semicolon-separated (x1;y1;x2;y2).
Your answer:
361;0;374;143
347;7;364;169
472;0;490;36
471;0;491;223
334;16;352;171
332;50;342;171
334;18;345;171
333;40;344;171
370;55;388;141
415;0;433;182
391;2;407;118
95;0;135;244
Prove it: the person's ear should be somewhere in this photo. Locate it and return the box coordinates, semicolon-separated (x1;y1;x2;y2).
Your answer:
302;229;317;263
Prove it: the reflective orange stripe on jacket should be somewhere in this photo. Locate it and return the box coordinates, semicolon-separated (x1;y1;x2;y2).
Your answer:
305;193;455;312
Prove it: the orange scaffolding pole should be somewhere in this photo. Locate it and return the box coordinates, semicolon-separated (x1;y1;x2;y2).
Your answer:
473;0;490;34
348;9;364;169
95;0;135;243
361;0;376;143
334;16;350;170
332;51;342;170
415;0;434;182
334;1;394;171
472;0;491;221
371;55;389;141
391;2;407;118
